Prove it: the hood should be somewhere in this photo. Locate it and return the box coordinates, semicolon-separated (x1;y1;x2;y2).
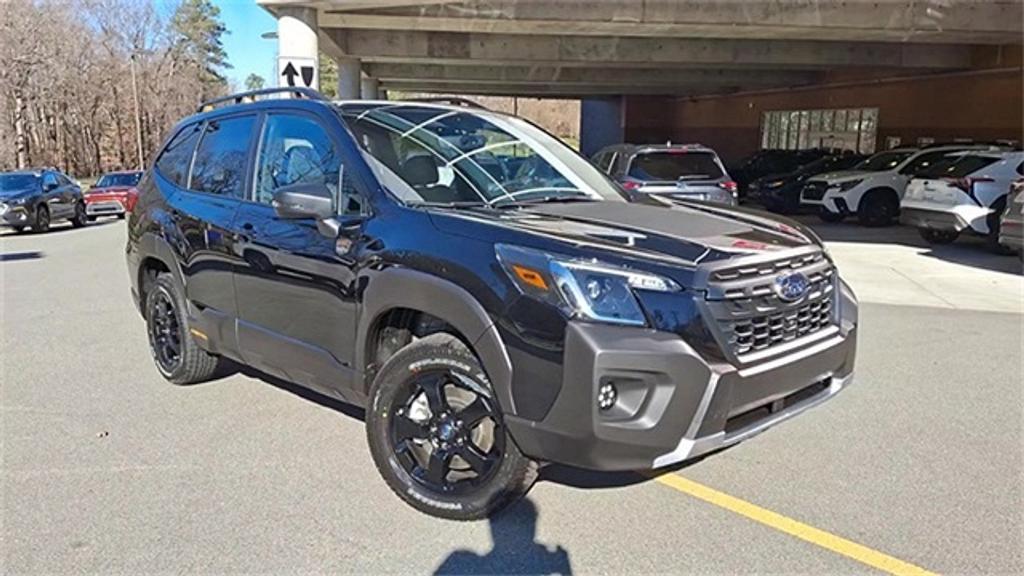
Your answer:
0;188;36;200
429;198;818;268
812;169;871;183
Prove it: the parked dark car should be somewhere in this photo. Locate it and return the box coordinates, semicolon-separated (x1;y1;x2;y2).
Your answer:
731;149;833;198
748;154;867;214
0;168;87;233
591;143;737;205
126;88;858;521
85;170;143;220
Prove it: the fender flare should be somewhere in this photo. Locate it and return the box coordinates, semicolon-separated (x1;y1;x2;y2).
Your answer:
136;231;187;296
356;268;516;415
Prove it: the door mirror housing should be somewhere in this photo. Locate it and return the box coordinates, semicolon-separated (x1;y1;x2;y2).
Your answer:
271;183;334;220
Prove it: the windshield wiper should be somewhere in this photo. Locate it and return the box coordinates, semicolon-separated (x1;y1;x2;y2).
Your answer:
491;194;597;209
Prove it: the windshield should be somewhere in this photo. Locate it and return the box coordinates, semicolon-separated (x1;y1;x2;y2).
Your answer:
855;150;915;172
337;103;625;206
0;174;38;192
628;151;723;181
96;172;141;188
921;155;1001;179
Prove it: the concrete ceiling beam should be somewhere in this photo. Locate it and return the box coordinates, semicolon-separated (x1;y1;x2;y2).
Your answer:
363;63;821;86
329;29;973;69
377;80;776;97
312;0;1023;45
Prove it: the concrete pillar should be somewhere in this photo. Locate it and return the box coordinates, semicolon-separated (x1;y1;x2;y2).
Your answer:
337;58;361;100
361;77;380;100
580;97;624;157
276;7;318;90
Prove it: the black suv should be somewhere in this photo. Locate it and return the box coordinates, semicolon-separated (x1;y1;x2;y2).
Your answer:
0;168;88;232
126;89;858;520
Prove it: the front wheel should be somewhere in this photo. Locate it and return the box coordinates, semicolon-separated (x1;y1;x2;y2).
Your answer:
919;228;958;245
366;333;537;521
818;208;845;223
70;202;88;228
858;190;899;227
32;205;50;233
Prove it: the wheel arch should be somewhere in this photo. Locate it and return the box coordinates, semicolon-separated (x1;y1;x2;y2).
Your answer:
858;186;899;211
357;268;515;415
135;232;186;309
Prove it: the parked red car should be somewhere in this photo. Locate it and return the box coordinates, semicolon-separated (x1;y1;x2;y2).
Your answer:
84;171;143;220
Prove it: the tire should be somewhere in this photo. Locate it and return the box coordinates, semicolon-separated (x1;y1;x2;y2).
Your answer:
818;208;845;223
857;189;899;227
919;228;958;244
70;202;88;228
366;333;537;521
32;205;50;233
144;273;221;385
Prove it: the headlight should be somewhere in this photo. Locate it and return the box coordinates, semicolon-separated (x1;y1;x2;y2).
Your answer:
496;244;680;326
835;179;863;193
6;196;29;206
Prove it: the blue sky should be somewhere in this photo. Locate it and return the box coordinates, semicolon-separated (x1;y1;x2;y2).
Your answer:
214;0;278;87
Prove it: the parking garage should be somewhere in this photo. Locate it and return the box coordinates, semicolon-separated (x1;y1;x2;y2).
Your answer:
258;0;1022;162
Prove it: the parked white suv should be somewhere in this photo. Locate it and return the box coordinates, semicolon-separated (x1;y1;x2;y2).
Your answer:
901;150;1024;250
800;145;1004;226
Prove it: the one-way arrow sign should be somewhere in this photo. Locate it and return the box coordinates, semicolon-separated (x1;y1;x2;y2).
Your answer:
277;56;318;90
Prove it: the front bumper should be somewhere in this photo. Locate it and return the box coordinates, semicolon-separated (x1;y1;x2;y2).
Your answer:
85;200;126;216
0;204;33;227
998;216;1023;252
506;317;857;471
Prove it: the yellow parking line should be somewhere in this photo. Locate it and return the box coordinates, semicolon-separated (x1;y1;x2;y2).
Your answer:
651;473;937;576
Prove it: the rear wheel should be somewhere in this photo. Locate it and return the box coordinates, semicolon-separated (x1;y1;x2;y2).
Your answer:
857;190;899;227
32;205;50;233
366;333;537;521
144;273;221;384
919;228;958;244
70;202;88;228
818;208;845;223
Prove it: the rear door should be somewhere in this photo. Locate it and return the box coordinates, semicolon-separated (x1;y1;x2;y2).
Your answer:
173;113;257;317
232;111;366;392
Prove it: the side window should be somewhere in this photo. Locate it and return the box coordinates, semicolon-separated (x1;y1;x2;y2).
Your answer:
607;152;619;173
156;123;203;188
1016;161;1023;176
255;114;363;214
42;172;58;190
592;152;607;170
190;115;256;198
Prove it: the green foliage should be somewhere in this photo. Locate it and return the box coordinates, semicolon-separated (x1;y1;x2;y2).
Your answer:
318;53;337;99
244;73;265;92
170;0;230;97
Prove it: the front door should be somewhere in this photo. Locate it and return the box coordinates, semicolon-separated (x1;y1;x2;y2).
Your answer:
232;112;366;395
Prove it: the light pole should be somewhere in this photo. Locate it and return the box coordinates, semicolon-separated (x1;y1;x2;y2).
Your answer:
129;52;144;171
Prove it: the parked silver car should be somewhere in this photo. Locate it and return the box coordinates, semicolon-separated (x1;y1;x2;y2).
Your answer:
592;143;737;205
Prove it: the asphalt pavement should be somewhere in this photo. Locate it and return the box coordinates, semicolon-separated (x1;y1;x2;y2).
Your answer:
2;218;1021;574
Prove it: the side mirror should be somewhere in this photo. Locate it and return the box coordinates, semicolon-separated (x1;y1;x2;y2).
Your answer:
271;183;334;220
43;182;58;192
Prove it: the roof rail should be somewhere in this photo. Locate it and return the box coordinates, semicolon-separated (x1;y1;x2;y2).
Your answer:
406;97;488;110
197;87;327;113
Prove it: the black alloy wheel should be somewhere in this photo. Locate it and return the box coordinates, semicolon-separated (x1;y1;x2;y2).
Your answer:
71;202;88;228
390;370;504;495
147;289;183;376
33;205;50;233
367;333;537;520
858;190;899;227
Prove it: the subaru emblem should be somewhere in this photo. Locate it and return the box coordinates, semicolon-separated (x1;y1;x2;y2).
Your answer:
773;271;810;302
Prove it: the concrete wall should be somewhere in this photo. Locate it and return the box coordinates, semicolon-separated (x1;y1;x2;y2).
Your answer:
623;68;1023;165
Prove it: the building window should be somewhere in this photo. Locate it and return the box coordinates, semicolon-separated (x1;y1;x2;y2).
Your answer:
760;107;879;154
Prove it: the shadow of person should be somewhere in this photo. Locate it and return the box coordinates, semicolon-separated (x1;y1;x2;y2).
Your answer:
434;499;572;576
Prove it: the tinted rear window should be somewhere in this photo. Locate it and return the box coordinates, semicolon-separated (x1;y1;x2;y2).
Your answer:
156;123;203;188
96;172;142;188
190;115;256;198
628;151;723;181
923;155;1000;179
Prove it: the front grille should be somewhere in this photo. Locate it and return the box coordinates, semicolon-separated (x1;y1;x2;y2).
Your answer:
802;182;827;201
731;296;833;355
700;249;837;360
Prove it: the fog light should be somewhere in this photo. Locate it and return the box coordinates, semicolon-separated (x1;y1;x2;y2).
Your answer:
597;383;617;411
